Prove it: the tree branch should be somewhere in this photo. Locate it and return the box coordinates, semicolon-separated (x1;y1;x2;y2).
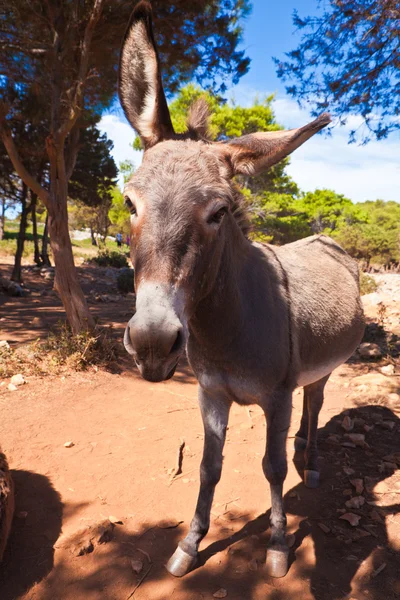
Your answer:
58;0;105;141
0;122;50;208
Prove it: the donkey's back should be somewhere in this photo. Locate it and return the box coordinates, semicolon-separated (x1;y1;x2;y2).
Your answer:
274;234;364;387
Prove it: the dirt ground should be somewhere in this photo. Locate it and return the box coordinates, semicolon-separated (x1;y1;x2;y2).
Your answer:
1;262;400;600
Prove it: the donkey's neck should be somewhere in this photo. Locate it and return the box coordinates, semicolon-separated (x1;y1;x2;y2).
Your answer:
188;219;251;351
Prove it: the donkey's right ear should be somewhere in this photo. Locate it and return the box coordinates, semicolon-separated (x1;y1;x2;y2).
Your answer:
118;1;174;149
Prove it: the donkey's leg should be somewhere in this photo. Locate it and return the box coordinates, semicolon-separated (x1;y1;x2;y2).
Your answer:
166;388;231;577
294;389;308;451
263;389;292;578
303;374;330;489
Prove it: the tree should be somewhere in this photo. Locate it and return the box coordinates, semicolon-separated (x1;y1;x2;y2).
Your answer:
275;1;400;143
1;0;250;332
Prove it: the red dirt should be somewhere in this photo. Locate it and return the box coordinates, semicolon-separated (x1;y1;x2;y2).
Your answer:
1;263;399;600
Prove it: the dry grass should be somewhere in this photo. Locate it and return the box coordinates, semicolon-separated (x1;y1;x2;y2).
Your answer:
0;324;120;379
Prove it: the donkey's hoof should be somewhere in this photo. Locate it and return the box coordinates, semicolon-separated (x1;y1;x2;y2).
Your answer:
294;436;307;452
266;547;289;578
166;546;198;577
304;469;320;488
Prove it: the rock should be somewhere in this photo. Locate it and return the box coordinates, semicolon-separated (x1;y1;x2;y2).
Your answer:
340;513;361;527
364;424;374;432
344;433;365;447
350;479;364;494
343;467;355;475
341;416;354;432
213;590;227;599
370;510;383;523
75;538;94;556
8;383;18;392
97;521;115;544
131;559;143;574
109;515;123;524
248;558;259;571
318;523;331;534
358;342;382;359
64;441;75;448
353;418;366;429
10;373;25;386
327;434;340;445
379;421;395;431
380;364;395;376
383;461;397;471
44;271;54;280
345;496;365;509
0;340;10;350
341;442;356;448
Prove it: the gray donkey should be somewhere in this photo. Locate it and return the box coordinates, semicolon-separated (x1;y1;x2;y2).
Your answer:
120;1;365;579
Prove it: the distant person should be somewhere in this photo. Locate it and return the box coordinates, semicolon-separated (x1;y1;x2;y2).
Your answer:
126;234;130;247
116;232;122;247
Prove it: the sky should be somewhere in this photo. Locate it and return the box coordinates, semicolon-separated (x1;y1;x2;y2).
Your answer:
99;0;400;203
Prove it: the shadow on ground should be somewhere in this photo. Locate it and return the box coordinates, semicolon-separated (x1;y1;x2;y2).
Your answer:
1;405;399;600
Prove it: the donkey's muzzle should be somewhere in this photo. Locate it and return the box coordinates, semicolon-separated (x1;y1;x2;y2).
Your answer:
124;314;184;382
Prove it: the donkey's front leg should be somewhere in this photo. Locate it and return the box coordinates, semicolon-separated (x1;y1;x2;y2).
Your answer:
263;390;292;578
166;388;231;577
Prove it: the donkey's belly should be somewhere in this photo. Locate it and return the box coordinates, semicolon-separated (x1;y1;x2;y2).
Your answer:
295;351;353;387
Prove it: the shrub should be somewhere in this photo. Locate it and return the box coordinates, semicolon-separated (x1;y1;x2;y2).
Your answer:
89;250;128;268
360;272;378;295
117;268;135;294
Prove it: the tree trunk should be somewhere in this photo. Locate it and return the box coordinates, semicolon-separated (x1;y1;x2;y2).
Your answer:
11;183;29;283
30;192;42;266
90;226;97;246
47;191;94;333
41;214;51;267
0;197;4;241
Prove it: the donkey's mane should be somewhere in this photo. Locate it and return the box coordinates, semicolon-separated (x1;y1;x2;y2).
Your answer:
184;98;251;237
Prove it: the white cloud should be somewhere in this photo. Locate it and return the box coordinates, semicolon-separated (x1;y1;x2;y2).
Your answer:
98;113;142;186
100;91;400;203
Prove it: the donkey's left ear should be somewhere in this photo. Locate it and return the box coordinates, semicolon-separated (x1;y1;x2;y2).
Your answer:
222;114;331;176
118;1;174;149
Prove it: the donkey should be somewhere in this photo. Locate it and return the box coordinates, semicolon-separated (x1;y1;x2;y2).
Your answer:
0;447;14;563
119;1;365;579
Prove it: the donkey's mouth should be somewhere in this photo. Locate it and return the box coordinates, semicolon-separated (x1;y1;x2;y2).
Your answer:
165;362;178;380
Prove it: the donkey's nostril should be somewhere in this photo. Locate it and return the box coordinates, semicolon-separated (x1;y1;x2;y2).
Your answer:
170;329;183;355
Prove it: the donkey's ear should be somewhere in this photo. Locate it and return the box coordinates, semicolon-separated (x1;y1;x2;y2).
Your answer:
118;1;174;149
222;114;331;176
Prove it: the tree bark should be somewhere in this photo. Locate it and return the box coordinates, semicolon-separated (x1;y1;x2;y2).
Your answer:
0;197;4;241
30;192;42;266
11;182;28;283
41;214;51;267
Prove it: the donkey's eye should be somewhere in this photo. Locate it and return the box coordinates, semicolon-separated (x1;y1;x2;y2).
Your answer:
208;206;228;225
124;196;137;216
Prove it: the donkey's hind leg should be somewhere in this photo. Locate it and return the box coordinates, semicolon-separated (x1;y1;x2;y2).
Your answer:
294;389;309;452
166;389;231;577
263;389;292;578
303;374;330;489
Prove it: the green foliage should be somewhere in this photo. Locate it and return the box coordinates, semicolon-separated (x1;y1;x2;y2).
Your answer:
359;273;378;296
89;250;128;269
117;268;135;295
108;186;130;236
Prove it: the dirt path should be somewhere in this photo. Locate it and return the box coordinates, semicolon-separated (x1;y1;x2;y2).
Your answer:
1;267;399;600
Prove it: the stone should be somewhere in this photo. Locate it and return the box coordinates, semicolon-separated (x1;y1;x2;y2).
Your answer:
213;590;228;598
350;479;364;495
8;383;18;392
131;559;143;574
380;421;395;431
64;441;75;448
318;523;331;534
345;496;365;509
343;467;355;475
341;416;354;432
344;433;365;447
109;515;123;524
358;342;382;359
10;373;25;386
0;340;10;350
340;513;361;527
380;364;395;376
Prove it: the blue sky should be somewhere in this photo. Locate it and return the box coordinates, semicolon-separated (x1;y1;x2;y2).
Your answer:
99;0;400;203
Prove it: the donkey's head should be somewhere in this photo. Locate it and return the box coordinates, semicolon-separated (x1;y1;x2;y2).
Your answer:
120;1;330;382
